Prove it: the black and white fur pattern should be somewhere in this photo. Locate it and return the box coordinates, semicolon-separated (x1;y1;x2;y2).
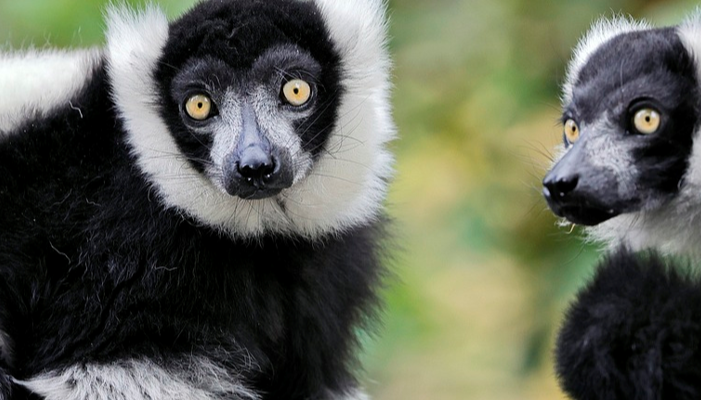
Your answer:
543;13;701;256
0;0;393;399
543;13;701;399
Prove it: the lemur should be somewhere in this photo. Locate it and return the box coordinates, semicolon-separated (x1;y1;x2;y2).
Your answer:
543;13;701;400
0;0;395;399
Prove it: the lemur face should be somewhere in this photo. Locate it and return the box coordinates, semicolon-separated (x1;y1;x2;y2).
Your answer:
110;0;393;237
543;28;699;226
155;0;341;200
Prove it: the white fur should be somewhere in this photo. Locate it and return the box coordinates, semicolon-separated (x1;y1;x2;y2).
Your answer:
587;191;701;256
561;16;651;105
107;0;393;239
16;357;258;400
0;48;101;134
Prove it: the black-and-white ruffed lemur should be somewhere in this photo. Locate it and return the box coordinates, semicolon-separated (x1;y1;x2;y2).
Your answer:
543;12;701;400
0;0;394;399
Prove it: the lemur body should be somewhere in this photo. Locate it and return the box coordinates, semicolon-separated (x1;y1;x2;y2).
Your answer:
543;13;701;399
0;1;394;399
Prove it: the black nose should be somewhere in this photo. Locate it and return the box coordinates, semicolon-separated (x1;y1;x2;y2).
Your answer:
237;147;276;183
543;174;579;199
223;147;293;200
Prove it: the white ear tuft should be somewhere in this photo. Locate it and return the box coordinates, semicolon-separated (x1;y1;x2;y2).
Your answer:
105;3;169;119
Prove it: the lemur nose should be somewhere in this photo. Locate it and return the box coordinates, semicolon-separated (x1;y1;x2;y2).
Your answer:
543;174;579;199
237;148;276;183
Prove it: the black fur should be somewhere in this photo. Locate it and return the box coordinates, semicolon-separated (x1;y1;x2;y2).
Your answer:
0;1;384;399
556;248;701;400
543;28;700;226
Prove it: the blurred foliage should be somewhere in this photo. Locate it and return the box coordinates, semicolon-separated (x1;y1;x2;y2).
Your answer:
1;0;699;398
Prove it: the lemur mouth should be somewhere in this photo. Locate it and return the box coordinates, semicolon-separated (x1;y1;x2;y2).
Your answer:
235;187;284;200
543;187;620;226
553;205;618;226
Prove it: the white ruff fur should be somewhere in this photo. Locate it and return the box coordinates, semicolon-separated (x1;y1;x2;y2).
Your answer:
557;11;701;257
16;358;370;400
106;0;394;239
16;357;258;400
0;49;101;134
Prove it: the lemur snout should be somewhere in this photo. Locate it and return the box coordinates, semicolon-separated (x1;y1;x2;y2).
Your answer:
543;153;619;226
225;145;292;199
220;102;295;199
542;144;584;207
237;146;277;184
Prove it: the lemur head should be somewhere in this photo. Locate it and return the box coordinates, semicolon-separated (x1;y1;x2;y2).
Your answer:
543;15;701;253
156;1;342;201
107;0;394;239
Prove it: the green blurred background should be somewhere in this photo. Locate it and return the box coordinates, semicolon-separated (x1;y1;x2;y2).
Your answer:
1;0;698;398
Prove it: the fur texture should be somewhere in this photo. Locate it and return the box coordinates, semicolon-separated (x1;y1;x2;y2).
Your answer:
0;49;101;134
110;0;394;239
556;248;701;400
0;0;393;399
544;12;701;256
546;13;701;399
16;357;258;400
560;16;651;106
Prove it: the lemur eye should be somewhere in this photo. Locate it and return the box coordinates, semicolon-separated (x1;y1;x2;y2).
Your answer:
282;79;312;106
185;94;213;121
564;119;580;144
632;108;661;135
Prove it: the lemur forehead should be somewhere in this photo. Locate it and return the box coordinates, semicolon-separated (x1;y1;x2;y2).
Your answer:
566;27;696;124
171;45;321;92
562;17;652;105
164;0;336;70
576;28;683;86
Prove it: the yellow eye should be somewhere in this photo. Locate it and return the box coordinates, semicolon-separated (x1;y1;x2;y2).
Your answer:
185;94;213;120
564;119;579;144
282;79;312;106
633;108;661;134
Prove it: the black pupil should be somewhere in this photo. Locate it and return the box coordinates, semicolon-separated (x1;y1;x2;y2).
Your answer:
197;102;203;109
293;88;300;95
